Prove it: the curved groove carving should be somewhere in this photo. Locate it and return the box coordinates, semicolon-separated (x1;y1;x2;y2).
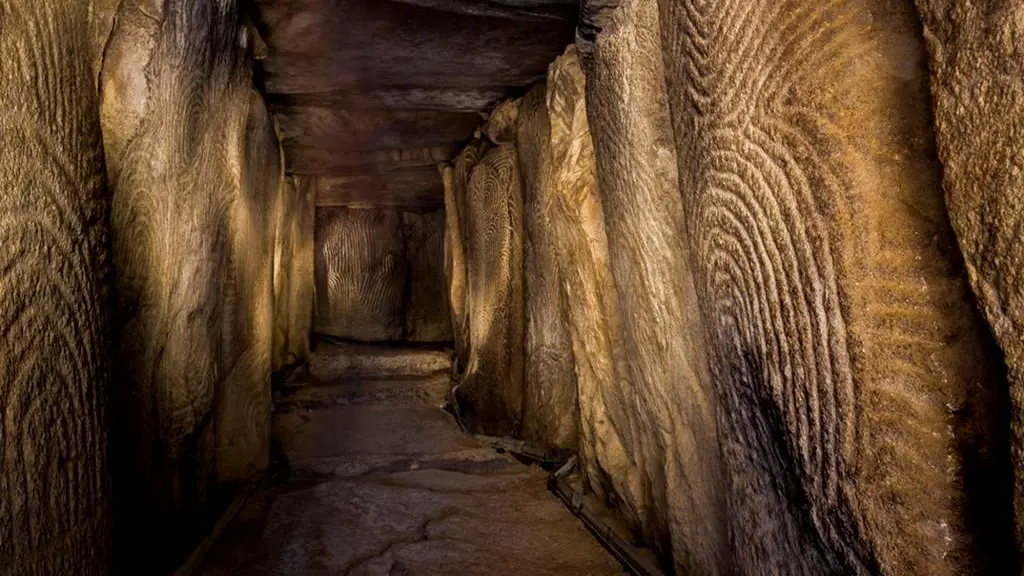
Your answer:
444;142;486;370
579;0;728;570
661;0;1007;572
0;3;112;573
314;207;407;341
99;0;276;569
455;140;525;436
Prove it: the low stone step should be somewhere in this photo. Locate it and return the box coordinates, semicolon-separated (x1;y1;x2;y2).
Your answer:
293;341;453;385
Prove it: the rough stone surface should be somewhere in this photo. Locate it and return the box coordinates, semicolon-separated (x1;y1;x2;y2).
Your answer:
403;209;454;342
11;1;1024;574
214;90;278;486
196;346;623;576
314;207;407;341
451;135;526;436
99;0;277;569
313;207;451;343
915;0;1024;565
252;0;577;211
90;0;121;84
517;82;578;451
441;144;486;371
314;168;446;212
577;0;728;570
301;340;453;383
272;175;315;371
659;0;1011;573
517;48;629;459
0;2;112;573
484;97;522;145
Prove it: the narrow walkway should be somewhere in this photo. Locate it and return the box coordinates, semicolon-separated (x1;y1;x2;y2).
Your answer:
196;341;624;575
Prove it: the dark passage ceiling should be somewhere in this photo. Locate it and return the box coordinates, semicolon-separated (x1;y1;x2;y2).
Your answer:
252;0;578;210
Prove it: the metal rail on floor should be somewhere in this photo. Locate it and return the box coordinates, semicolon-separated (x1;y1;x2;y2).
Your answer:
445;392;664;576
548;457;664;576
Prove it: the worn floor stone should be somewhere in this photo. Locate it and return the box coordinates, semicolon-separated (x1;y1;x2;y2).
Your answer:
197;345;623;575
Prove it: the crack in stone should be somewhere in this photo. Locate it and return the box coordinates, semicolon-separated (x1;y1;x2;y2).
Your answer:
278;453;521;493
340;510;461;575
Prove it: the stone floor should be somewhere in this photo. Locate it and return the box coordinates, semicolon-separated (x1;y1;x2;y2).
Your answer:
195;341;624;575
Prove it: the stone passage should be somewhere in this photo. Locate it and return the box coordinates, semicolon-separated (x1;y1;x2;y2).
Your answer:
195;340;623;575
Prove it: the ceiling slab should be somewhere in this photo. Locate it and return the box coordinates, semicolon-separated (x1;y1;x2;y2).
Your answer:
253;0;576;207
274;106;482;155
287;146;456;175
315;167;445;211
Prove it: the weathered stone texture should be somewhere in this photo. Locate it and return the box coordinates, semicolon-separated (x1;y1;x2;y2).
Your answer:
315;207;408;342
0;2;112;574
517;47;631;460
659;0;1010;572
99;0;277;569
273;175;315;370
543;46;637;506
215;91;278;485
442;143;486;371
448;128;526;436
915;0;1024;565
578;0;728;569
403;209;454;343
90;0;121;84
485;98;522;145
251;0;575;215
518;83;579;450
314;205;453;344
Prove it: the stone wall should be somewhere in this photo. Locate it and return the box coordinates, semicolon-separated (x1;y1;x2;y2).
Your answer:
444;1;1024;571
404;209;453;342
914;1;1024;566
442;125;526;436
97;0;309;570
0;2;113;573
657;0;1007;572
272;175;315;371
578;2;727;567
314;205;453;343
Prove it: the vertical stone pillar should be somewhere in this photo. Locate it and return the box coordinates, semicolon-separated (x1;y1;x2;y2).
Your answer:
0;2;113;573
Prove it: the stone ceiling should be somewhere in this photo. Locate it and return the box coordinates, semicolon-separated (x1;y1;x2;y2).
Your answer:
251;0;578;211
